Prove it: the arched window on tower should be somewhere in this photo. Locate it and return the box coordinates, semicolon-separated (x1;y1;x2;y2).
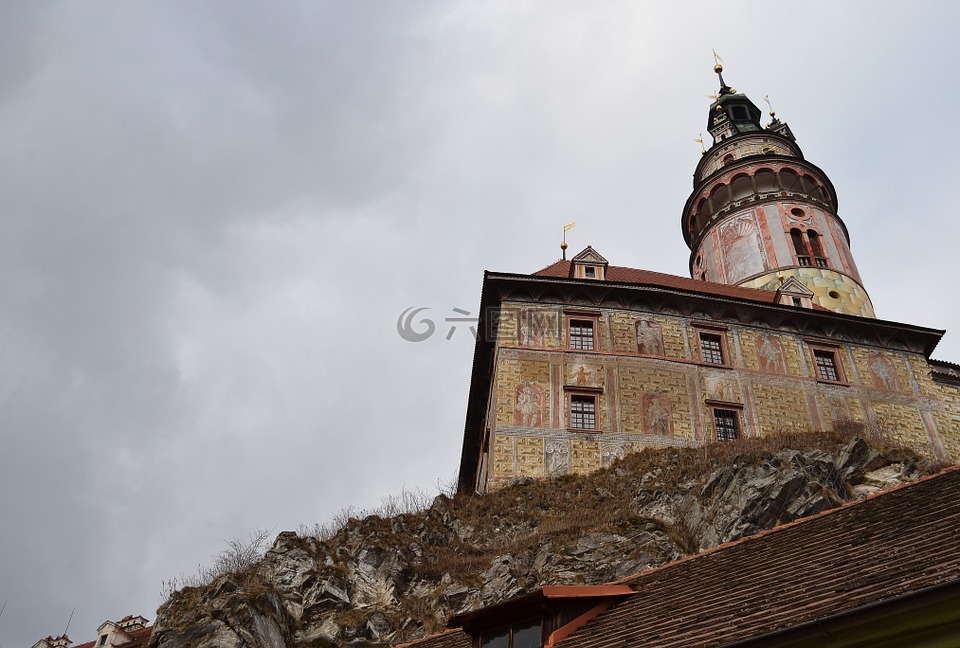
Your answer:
710;183;730;213
754;169;778;195
780;169;802;193
808;230;828;267
730;174;753;202
790;228;810;266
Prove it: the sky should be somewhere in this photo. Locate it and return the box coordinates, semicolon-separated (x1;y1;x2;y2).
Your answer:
1;1;959;645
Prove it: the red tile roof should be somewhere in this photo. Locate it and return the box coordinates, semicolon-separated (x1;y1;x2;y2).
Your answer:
533;259;788;305
69;626;152;648
556;467;960;648
395;628;471;648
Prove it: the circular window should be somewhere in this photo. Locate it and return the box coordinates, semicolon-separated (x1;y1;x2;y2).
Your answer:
790;208;805;218
828;290;840;299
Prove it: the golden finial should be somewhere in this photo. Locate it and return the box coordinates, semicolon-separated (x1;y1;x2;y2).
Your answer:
708;93;719;101
562;222;575;260
764;94;776;119
695;133;706;155
712;49;723;73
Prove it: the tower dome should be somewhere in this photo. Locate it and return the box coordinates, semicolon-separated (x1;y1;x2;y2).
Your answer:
681;65;874;318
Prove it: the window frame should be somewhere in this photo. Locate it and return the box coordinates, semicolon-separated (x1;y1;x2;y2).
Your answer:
708;405;742;442
565;312;600;352
694;325;731;367
567;392;599;431
480;617;543;648
807;342;847;384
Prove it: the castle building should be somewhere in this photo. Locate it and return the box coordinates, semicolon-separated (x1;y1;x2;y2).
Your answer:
31;616;152;648
457;66;960;494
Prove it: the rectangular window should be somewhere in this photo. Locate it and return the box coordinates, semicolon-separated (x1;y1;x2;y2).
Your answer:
714;409;740;442
98;637;108;647
570;395;597;430
699;332;725;365
814;349;840;381
568;320;595;351
482;619;542;648
797;255;811;266
815;257;828;268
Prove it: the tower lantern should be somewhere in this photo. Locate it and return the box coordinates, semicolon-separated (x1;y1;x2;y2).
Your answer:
682;64;875;318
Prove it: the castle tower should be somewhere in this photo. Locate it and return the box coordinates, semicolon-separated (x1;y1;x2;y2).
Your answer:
682;64;875;318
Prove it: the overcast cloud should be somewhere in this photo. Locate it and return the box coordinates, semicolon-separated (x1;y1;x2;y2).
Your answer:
1;2;959;645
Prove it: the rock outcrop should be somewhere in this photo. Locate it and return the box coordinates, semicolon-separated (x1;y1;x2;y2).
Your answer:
149;434;937;648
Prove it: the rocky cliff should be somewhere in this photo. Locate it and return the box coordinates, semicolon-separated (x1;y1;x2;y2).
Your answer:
148;433;937;648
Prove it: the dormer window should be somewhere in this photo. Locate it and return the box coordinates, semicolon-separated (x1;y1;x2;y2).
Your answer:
569;245;609;281
775;277;816;309
481;618;542;648
98;636;108;647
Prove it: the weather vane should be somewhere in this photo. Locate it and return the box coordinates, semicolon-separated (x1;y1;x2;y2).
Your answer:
561;222;576;260
764;94;776;119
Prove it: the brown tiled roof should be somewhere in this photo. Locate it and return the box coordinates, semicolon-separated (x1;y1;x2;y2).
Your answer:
395;628;471;648
121;626;153;648
533;259;787;305
556;467;960;648
70;626;152;648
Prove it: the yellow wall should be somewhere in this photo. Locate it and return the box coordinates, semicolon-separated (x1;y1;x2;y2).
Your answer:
484;302;958;490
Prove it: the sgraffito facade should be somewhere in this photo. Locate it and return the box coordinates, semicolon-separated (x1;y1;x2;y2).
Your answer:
457;68;960;493
461;272;958;492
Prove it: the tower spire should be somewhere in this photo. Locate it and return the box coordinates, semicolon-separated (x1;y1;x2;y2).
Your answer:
712;50;733;96
682;68;875;318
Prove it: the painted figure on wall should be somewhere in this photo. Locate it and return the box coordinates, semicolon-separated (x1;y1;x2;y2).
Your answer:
827;395;852;425
720;215;766;284
869;354;899;391
514;382;546;427
635;319;664;356
756;334;786;373
546;440;570;475
567;363;598;387
642;392;673;436
517;308;551;348
601;443;625;467
704;374;736;402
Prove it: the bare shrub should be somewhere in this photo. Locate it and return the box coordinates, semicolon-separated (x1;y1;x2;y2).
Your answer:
299;485;441;542
159;528;273;602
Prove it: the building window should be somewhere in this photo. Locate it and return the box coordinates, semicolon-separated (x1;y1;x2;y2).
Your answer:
814;349;840;382
481;619;542;648
98;637;108;647
808;231;828;268
713;409;740;442
790;227;829;268
568;320;595;351
569;394;597;430
584;266;596;278
699;332;726;365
